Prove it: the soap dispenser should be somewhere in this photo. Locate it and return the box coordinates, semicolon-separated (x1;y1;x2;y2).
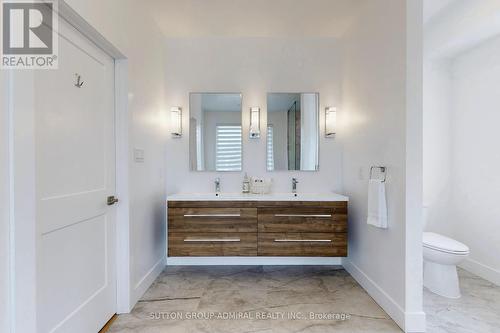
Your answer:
242;173;250;194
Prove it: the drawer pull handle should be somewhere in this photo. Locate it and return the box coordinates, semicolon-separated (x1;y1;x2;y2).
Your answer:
274;214;332;218
274;239;332;243
183;237;241;242
183;214;241;217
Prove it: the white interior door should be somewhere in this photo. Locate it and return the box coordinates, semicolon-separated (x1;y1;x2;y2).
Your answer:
35;17;116;333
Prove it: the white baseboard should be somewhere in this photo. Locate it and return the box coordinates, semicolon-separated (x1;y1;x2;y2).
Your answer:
166;257;342;266
404;311;427;333
460;258;500;286
342;259;426;333
131;256;166;306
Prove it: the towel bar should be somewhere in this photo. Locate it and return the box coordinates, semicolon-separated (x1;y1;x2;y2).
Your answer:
369;166;387;182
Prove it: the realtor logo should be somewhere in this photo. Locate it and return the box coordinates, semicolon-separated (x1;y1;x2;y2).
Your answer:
1;0;58;69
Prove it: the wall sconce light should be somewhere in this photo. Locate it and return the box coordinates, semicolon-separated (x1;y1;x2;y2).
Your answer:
325;107;337;138
249;107;261;139
171;106;182;138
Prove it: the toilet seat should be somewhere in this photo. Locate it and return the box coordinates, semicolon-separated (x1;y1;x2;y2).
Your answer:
423;232;469;255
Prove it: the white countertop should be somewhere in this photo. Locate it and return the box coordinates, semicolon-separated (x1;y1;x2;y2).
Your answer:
167;192;349;202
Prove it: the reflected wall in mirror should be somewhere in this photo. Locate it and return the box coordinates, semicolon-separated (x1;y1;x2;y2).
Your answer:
189;93;242;172
266;93;319;171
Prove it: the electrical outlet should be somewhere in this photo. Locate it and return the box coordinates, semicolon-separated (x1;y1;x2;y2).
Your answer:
134;148;144;163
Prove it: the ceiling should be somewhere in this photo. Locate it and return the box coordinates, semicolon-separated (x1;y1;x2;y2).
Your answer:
423;0;457;24
424;0;500;59
143;0;366;38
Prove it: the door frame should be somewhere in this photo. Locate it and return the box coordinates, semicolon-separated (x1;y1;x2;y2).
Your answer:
6;2;132;332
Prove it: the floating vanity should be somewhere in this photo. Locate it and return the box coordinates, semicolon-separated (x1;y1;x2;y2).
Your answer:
167;193;348;257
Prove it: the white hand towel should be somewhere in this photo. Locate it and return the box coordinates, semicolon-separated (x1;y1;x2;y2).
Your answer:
367;179;388;229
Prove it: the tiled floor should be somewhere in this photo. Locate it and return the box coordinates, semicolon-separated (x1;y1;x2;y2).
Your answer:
109;266;500;333
109;266;401;333
424;268;500;333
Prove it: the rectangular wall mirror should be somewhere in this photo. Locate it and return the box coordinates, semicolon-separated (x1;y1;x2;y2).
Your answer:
189;93;243;172
266;93;319;171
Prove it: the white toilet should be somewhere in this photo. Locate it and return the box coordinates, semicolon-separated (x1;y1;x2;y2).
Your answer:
422;208;470;298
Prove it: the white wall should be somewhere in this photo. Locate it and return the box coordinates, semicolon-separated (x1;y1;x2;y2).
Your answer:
423;60;453;233
341;1;424;331
405;1;425;329
450;38;500;284
165;37;342;194
0;70;11;333
424;0;500;286
427;37;500;285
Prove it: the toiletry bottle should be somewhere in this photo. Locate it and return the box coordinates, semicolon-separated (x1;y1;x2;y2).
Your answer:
242;173;250;193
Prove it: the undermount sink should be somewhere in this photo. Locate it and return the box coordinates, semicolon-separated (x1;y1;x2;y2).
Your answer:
167;192;349;202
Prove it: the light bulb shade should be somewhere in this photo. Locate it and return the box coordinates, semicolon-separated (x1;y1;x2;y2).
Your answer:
249;107;260;139
325;107;337;138
171;106;182;138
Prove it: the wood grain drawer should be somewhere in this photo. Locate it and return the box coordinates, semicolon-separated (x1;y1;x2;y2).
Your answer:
169;208;257;233
168;232;257;256
258;233;347;257
258;206;347;233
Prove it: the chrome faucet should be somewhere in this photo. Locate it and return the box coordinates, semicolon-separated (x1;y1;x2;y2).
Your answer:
292;178;299;194
215;178;221;193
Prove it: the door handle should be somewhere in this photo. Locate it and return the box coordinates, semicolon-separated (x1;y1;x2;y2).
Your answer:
274;214;332;218
107;196;119;206
183;214;241;217
274;239;332;243
183;237;241;242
